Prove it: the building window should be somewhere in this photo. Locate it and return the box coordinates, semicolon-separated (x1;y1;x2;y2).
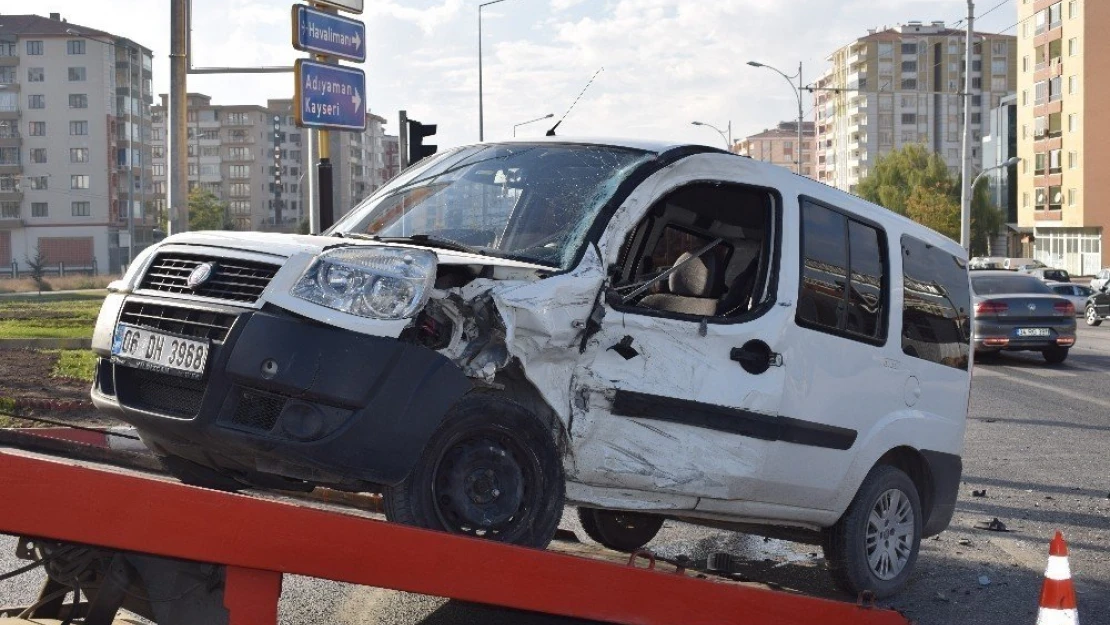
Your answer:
31;202;47;218
26;40;43;55
1068;75;1077;95
29;176;48;190
1068;38;1078;56
1068;151;1077;169
69;121;88;136
68;67;87;81
152;146;164;159
229;183;251;197
901;113;917;125
229;165;250;179
29;148;46;164
901;78;917;90
70;148;89;163
69;94;88;109
1068;114;1077;132
70;175;90;190
27;67;44;82
1068;189;1076;206
0;43;15;56
226;112;251;125
29;122;46;136
1022;56;1029;72
0;148;17;166
971;77;982;89
1023;192;1029;208
0;177;14;192
67;40;86;55
28;94;45;109
152;163;165;176
71;201;91;216
1;202;19;219
901;60;918;72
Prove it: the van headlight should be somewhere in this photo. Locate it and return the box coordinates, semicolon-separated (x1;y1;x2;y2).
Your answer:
291;247;437;319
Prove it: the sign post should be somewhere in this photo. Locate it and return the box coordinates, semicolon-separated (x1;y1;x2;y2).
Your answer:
291;2;366;232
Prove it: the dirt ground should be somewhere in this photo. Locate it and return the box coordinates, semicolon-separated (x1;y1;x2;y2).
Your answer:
0;349;114;426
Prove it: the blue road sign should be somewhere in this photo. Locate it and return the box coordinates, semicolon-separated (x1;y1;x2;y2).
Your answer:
294;59;367;131
292;5;366;62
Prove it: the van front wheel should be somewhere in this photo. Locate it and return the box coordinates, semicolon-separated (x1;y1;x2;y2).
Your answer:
822;465;922;598
383;395;564;549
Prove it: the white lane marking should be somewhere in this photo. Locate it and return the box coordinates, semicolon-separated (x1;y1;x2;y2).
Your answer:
973;367;1003;377
993;373;1110;410
1004;367;1075;378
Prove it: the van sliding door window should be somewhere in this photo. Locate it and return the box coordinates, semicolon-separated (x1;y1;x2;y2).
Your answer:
796;199;888;343
900;235;971;370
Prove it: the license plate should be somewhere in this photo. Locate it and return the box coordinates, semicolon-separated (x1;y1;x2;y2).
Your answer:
1016;328;1051;337
111;323;210;378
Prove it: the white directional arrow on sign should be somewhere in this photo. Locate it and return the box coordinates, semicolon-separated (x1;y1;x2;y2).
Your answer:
353;31;361;50
352;90;362;112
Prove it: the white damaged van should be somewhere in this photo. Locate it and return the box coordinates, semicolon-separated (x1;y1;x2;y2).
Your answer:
92;138;972;596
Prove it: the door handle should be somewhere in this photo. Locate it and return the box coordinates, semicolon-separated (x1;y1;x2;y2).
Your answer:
730;340;783;375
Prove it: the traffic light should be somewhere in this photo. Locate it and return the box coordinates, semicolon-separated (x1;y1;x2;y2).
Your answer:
407;119;438;165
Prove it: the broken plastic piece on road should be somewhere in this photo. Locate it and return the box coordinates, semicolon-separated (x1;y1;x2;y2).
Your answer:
972;489;987;497
975;518;1012;532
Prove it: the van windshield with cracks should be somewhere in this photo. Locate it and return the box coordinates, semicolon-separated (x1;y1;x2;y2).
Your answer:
330;143;655;270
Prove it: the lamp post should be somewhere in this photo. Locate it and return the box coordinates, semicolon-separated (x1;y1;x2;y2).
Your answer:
513;113;554;137
690;121;731;150
747;61;805;175
478;0;515;141
967;157;1021;253
68;28;142;269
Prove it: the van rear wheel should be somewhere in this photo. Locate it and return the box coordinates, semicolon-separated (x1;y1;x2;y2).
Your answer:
577;508;664;553
383;395;564;549
822;465;922;598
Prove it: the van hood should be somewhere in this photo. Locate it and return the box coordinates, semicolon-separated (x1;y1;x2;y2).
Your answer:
159;230;555;272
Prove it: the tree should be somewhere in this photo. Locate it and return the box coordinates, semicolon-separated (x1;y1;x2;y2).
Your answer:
24;247;51;294
857;144;1003;255
857;144;956;216
188;189;232;231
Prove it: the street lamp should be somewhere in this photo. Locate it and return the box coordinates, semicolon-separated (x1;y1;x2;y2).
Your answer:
965;156;1022;253
68;28;144;269
747;61;805;175
478;0;516;141
513;113;554;137
690;121;731;150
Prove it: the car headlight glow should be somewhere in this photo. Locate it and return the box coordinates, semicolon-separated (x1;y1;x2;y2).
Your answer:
291;247;437;319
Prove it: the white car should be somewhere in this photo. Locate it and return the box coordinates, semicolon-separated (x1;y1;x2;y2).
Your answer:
1045;282;1093;316
91;138;972;598
1091;268;1110;292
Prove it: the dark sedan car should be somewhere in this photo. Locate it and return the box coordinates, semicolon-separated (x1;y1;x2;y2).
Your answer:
1085;282;1110;326
971;271;1077;364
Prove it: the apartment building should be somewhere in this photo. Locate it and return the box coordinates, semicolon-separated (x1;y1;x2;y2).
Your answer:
0;12;153;274
151;95;393;232
734;121;816;178
1016;0;1109;275
814;21;1017;194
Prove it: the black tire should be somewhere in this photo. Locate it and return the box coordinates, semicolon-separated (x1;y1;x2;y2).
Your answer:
822;464;922;598
1043;346;1069;364
577;508;664;553
383;395;564;549
1085;305;1102;327
160;455;244;492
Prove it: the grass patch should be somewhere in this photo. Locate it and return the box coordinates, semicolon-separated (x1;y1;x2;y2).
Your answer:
0;275;115;294
0;293;104;340
49;350;98;382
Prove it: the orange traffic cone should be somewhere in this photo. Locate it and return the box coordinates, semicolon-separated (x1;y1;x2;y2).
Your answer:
1036;531;1079;625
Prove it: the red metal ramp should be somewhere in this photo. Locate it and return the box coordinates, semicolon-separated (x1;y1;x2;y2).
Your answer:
0;448;910;625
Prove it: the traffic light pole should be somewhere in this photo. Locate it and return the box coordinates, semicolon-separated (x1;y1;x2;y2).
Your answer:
399;110;409;171
318;129;334;231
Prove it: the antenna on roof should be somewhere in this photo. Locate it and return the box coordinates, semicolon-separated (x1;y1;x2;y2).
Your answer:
546;66;604;137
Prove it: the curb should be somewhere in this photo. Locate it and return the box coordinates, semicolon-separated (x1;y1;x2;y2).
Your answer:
0;338;93;350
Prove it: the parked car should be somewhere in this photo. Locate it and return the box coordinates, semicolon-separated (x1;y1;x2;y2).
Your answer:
1090;268;1110;292
971;271;1077;363
1084;281;1110;326
970;256;1005;270
1025;267;1071;282
91;138;972;597
1045;282;1092;313
1002;258;1045;271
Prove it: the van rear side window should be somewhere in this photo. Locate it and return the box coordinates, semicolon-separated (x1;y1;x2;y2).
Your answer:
900;235;971;370
796;199;888;343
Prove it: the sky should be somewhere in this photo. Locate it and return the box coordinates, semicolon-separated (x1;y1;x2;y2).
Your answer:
0;0;1021;151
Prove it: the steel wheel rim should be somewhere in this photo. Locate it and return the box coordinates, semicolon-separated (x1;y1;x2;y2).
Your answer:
430;425;539;540
865;488;915;581
1088;307;1098;324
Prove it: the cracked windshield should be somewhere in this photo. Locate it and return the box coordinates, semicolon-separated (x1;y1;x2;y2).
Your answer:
334;144;652;268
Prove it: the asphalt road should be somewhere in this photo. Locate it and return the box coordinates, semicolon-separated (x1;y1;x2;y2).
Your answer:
0;326;1107;624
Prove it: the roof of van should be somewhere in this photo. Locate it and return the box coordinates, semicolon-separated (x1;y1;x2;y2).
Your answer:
464;138;968;260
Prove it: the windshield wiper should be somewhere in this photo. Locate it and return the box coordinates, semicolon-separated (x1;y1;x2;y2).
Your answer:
332;232;379;240
377;234;486;256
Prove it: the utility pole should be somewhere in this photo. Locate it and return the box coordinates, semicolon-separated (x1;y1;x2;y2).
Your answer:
797;62;804;174
398;110;409;170
960;0;975;251
169;0;188;234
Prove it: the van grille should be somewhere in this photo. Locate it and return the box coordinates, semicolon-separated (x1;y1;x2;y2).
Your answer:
119;301;236;342
139;254;280;304
115;367;206;418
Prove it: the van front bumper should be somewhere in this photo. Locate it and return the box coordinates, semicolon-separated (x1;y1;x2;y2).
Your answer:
92;299;472;488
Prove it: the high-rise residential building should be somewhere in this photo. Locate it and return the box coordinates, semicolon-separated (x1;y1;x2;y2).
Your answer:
151;95;394;232
734;121;816;178
814;21;1017;194
0;12;153;274
982;93;1020;256
1016;0;1108;275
